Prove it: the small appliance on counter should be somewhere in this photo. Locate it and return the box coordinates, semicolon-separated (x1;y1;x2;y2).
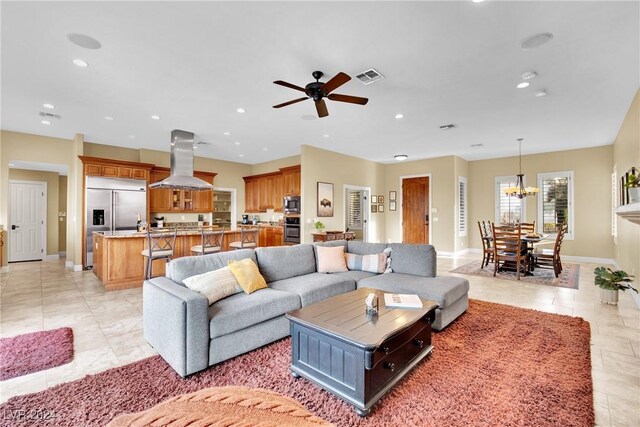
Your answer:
252;215;260;225
242;214;250;224
154;216;165;228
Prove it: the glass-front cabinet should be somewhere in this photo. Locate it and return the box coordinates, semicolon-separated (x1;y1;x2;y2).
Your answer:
212;190;232;226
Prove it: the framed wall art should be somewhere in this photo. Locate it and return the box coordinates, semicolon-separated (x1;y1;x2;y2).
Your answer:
378;195;384;204
317;182;334;217
378;205;384;213
389;191;397;201
371;195;378;204
390;201;397;211
371;204;378;213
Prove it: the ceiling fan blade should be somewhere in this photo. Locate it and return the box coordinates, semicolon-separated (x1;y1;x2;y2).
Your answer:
321;72;351;94
327;93;369;105
315;99;329;118
273;80;306;92
273;97;309;109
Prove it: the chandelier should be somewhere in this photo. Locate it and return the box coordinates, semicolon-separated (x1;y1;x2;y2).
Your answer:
504;138;539;199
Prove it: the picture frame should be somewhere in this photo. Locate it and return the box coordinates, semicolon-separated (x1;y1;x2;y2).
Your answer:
378;195;384;204
378;205;384;213
389;191;397;201
371;204;378;213
390;201;397;211
371;195;378;204
317;182;334;217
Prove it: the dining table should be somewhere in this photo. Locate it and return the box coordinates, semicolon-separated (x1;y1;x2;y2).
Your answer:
521;234;552;273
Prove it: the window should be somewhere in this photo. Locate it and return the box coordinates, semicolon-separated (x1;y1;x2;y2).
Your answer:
346;189;363;230
537;171;573;239
495;176;525;224
458;177;467;236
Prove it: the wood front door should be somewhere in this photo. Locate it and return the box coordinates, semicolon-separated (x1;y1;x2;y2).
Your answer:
402;176;429;244
9;181;45;262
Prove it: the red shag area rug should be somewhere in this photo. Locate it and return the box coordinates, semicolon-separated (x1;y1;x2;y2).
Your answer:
0;327;74;381
451;260;580;289
0;301;593;427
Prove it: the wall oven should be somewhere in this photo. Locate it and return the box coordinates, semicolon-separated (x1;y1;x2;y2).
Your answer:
284;217;301;244
283;195;301;214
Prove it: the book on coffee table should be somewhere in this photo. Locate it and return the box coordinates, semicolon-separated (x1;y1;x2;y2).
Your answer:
383;293;423;308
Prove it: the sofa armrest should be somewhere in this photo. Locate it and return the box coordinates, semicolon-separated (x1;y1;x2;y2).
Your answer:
143;277;209;377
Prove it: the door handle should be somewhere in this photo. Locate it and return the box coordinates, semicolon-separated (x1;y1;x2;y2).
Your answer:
11;225;19;230
425;214;429;225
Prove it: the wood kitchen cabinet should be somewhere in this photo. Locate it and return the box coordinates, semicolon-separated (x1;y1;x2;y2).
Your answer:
149;170;172;212
243;165;299;213
259;226;284;247
281;165;301;195
149;167;216;213
81;157;152;181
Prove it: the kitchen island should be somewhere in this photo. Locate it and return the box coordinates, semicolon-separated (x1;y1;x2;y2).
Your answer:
92;224;284;291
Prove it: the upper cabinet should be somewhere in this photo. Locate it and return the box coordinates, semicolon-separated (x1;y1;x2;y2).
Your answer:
149;167;216;213
243;165;300;213
80;156;153;181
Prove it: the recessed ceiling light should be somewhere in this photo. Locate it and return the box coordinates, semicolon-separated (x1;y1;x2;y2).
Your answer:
395;113;404;119
67;33;102;50
151;115;160;120
534;90;548;97
128;135;136;139
43;103;55;109
41;120;51;125
472;0;485;3
516;82;530;89
234;141;241;146
323;134;330;138
223;131;231;136
394;154;408;161
236;108;246;113
104;116;113;121
238;154;245;158
521;71;537;80
520;33;554;50
72;59;88;67
470;143;484;147
262;147;269;151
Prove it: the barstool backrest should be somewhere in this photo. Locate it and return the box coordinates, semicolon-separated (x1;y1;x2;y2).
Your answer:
202;227;225;251
240;226;259;247
146;228;177;257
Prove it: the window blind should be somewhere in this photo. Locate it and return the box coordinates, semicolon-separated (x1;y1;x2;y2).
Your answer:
538;172;572;236
458;177;467;236
495;177;523;224
347;190;363;230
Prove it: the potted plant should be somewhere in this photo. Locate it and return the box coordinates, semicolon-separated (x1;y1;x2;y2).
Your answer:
314;220;325;233
594;267;637;305
624;170;640;203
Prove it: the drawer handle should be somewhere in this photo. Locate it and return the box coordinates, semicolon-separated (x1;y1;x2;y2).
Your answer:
382;347;390;355
414;339;424;348
384;362;395;372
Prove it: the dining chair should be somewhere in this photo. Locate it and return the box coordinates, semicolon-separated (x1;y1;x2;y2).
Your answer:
141;227;178;279
191;227;225;255
229;225;259;250
492;223;528;280
519;221;536;235
531;222;567;277
478;220;494;268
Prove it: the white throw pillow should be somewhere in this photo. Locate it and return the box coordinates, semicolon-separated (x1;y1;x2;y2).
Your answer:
182;267;243;305
316;245;348;273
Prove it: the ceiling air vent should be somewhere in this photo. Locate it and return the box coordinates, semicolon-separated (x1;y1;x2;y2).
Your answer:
356;68;384;85
39;112;61;119
439;124;456;130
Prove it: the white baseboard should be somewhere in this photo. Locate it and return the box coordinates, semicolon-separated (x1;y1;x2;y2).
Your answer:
1;266;8;273
73;264;83;272
438;248;470;258
562;255;615;265
59;251;66;257
65;260;74;269
45;254;60;260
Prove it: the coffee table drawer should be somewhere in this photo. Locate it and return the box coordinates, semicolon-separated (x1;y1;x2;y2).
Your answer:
404;322;432;364
369;316;431;369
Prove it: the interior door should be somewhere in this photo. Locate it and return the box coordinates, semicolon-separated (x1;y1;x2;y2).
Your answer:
9;181;45;262
402;177;430;244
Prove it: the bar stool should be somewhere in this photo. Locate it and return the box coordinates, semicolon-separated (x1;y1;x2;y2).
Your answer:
191;227;225;255
229;226;259;250
141;227;177;279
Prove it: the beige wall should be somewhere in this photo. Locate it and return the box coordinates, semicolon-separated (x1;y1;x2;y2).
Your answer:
251;155;300;175
300;145;386;244
59;176;67;252
84;142;139;162
613;89;640;277
384;156;457;253
0;130;82;267
468;145;615;259
8;169;60;256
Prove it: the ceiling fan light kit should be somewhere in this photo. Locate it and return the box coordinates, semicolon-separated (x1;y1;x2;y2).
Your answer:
273;71;369;118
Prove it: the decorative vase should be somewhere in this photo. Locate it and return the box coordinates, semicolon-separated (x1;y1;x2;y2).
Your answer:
628;187;640;203
600;289;619;305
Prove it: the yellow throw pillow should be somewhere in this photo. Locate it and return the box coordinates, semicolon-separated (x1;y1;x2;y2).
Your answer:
228;258;268;294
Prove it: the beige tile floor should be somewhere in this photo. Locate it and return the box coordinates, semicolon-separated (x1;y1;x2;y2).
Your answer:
1;256;638;425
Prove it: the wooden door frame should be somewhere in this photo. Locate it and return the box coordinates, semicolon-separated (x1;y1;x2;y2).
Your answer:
213;186;237;230
8;179;47;262
342;185;371;242
398;173;432;244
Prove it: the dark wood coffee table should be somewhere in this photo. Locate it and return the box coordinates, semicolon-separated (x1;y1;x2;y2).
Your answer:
285;287;438;416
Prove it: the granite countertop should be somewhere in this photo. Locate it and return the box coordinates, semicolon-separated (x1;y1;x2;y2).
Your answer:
94;229;246;239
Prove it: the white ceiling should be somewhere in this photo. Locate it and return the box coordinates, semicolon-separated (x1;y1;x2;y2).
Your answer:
1;1;638;165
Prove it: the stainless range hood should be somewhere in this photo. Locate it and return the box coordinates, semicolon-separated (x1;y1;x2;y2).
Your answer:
149;129;214;190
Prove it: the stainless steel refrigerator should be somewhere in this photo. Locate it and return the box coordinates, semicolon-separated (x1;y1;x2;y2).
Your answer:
85;176;147;268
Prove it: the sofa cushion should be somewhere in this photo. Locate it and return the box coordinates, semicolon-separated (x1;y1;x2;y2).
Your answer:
357;273;469;309
208;288;301;339
316;246;348;273
228;259;268;294
347;241;389;255
268;273;356;306
345;250;390;273
389;243;436;277
167;249;256;286
332;270;378;283
182;266;242;305
255;244;316;282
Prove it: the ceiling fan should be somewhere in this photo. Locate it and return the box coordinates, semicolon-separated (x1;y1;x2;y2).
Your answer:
272;71;368;118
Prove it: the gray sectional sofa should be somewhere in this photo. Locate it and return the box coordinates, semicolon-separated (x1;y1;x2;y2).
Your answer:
143;240;469;377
